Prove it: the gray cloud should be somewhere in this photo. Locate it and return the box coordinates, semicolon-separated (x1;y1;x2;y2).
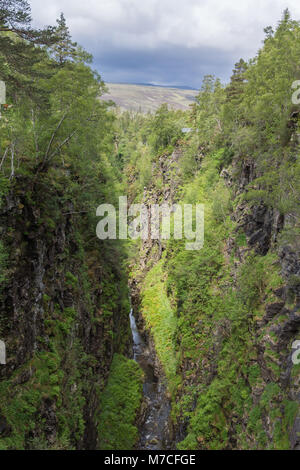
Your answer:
29;0;300;88
94;45;234;88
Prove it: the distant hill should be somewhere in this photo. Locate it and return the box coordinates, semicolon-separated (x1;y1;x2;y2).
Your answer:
100;83;198;113
128;82;198;90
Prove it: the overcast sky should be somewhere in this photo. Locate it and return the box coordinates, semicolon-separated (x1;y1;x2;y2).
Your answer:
29;0;300;89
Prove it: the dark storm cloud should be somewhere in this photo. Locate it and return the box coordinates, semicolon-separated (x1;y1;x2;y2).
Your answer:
29;0;300;88
93;45;235;88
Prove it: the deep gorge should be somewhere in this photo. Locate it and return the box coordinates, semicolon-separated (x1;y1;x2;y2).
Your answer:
0;3;300;451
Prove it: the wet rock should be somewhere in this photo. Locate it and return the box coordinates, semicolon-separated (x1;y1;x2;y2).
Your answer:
276;310;300;344
290;416;300;450
238;160;256;191
40;399;58;445
273;287;287;300
279;246;300;279
262;302;285;324
12;366;35;386
220;168;233;187
150;438;159;445
0;414;12;437
244;205;273;255
130;298;172;450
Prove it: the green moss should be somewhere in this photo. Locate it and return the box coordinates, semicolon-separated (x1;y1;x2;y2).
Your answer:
272;401;298;451
248;364;262;387
0;240;8;286
141;259;178;390
65;271;79;289
0;334;91;450
98;354;143;450
236;232;247;247
260;383;280;408
283;400;299;428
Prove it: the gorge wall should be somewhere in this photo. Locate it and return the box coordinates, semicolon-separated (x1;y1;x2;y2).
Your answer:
124;129;300;450
0;4;300;451
0;173;132;449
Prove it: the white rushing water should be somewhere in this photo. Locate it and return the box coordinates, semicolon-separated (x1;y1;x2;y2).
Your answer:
129;304;172;450
129;308;144;360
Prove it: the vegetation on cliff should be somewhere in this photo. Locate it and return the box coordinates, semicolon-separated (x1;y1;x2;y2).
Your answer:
0;2;299;451
119;9;300;450
0;0;141;450
98;354;144;450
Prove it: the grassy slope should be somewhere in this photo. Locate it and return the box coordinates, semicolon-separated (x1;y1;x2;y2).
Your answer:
101;83;198;113
98;354;144;450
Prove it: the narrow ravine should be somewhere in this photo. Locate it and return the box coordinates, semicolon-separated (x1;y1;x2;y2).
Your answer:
129;305;172;450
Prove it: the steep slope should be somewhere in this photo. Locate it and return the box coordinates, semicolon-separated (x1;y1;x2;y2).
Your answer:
0;174;131;449
117;13;300;449
0;3;143;450
124;131;300;451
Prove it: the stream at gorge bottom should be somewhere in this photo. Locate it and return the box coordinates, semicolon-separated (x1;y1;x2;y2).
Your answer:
129;307;172;450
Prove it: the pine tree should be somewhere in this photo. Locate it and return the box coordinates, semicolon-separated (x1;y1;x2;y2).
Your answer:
222;59;248;142
52;13;77;66
0;0;56;43
0;0;31;32
0;1;58;101
225;59;247;104
263;25;274;41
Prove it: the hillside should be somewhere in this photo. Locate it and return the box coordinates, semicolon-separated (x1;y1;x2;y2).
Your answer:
100;83;198;112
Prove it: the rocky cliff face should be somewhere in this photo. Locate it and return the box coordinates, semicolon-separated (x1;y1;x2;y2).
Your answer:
229;159;300;449
1;139;298;450
0;175;130;449
129;144;300;450
200;157;299;450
